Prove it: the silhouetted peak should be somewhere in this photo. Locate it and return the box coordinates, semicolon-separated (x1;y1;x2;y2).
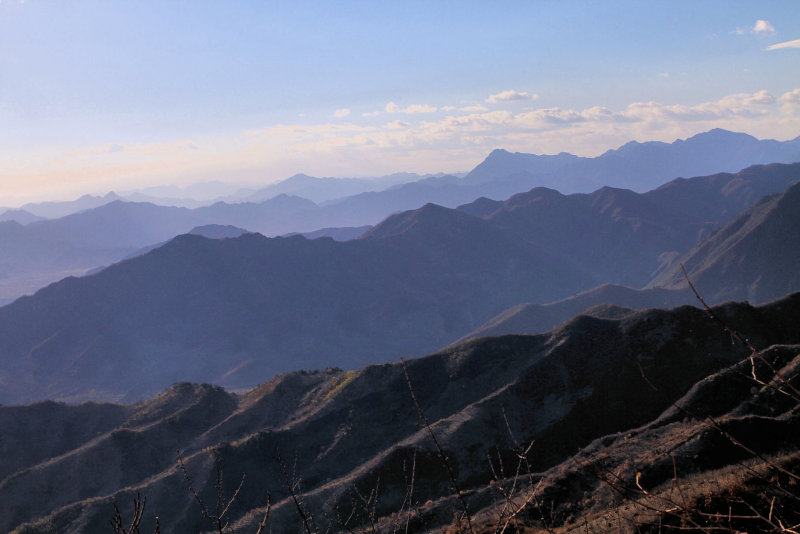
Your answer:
486;148;512;159
361;202;487;240
686;128;754;142
283;173;318;183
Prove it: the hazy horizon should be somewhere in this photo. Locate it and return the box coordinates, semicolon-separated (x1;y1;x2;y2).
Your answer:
2;1;799;204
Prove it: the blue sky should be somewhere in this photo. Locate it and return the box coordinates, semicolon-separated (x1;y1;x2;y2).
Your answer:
1;1;799;203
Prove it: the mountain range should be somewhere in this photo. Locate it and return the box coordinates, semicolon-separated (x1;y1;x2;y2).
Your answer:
455;176;800;342
465;128;800;193
0;203;595;404
1;162;799;405
0;129;797;305
651;178;800;303
0;157;796;308
458;162;800;286
3;292;799;533
2;129;800;533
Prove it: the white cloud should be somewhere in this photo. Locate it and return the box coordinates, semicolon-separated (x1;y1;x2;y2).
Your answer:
405;104;437;114
459;105;489;112
779;89;800;104
486;90;539;103
248;89;792;159
235;89;797;170
658;72;669;78
752;20;775;34
20;88;797;198
385;101;437;114
334;108;350;118
767;39;800;50
779;89;800;114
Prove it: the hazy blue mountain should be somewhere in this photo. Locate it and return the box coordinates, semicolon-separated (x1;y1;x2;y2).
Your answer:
4;159;796;314
239;173;371;203
114;191;210;208
311;179;488;226
458;185;711;287
132;180;248;201
649;180;800;303
97;224;255;268
644;162;800;224
464;149;583;184
457;162;800;287
0;218;137;305
285;225;372;241
0;204;595;404
188;194;319;234
225;171;441;204
188;224;250;239
4;293;799;533
241;173;388;204
453;284;696;343
19;191;123;218
4;160;797;307
465;129;800;194
0;195;318;303
0;208;46;224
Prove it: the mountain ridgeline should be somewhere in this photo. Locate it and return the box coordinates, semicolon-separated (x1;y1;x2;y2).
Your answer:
0;129;797;306
0;205;594;404
465;128;800;192
1;130;800;533
1;163;799;405
3;293;800;533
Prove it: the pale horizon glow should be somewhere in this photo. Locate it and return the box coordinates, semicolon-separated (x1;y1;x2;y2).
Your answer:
2;2;799;205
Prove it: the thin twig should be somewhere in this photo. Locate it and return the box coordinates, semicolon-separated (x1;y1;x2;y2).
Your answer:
401;358;475;533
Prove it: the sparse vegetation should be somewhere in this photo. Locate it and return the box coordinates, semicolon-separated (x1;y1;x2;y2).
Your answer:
101;278;799;533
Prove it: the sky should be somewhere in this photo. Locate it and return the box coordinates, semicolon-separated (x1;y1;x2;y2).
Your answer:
1;0;799;204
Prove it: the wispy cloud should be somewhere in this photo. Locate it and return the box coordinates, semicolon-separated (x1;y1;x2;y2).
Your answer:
459;104;489;112
385;102;437;114
244;89;793;160
10;89;799;199
334;108;351;118
486;90;539;103
767;39;800;50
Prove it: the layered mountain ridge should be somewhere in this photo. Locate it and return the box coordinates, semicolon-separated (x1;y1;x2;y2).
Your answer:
466;128;800;192
0;207;594;404
1;164;799;405
1;129;797;305
2;131;800;533
4;292;799;533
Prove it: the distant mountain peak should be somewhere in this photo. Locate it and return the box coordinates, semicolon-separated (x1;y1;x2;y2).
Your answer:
360;202;478;240
468;128;800;193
